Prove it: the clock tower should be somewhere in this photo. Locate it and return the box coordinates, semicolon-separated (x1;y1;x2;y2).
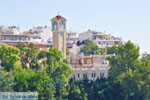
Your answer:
51;15;67;59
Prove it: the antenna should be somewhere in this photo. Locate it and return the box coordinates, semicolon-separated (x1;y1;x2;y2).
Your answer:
58;11;60;15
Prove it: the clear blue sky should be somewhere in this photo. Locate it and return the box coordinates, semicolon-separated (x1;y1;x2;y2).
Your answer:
0;0;150;54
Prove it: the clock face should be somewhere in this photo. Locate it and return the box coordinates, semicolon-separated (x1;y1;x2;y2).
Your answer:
59;20;65;29
52;21;57;30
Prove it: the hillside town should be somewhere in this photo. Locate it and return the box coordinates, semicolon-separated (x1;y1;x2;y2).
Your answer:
0;15;124;80
1;0;150;99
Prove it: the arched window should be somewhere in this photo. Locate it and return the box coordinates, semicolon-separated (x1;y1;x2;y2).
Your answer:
59;20;65;29
52;21;57;29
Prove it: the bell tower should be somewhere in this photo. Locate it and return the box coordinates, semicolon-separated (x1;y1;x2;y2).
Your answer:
51;15;67;59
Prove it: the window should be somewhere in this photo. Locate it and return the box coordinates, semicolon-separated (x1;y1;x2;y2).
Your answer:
87;59;91;64
99;36;102;39
100;73;104;78
83;73;88;77
103;61;108;65
52;21;57;30
59;20;65;29
3;37;6;40
60;33;64;37
77;73;80;78
61;33;64;47
94;36;96;40
92;73;96;77
92;73;94;77
94;73;96;77
10;36;13;40
19;37;21;40
99;42;103;45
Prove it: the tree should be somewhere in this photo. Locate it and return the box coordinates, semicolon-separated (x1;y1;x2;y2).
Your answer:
13;68;55;99
80;39;99;55
38;48;72;77
17;42;26;54
67;48;70;56
0;43;72;99
106;41;140;78
22;43;39;69
100;48;105;55
0;66;15;92
0;44;20;71
140;53;150;61
138;53;150;99
42;81;56;100
38;48;72;100
68;85;82;100
106;41;147;99
17;42;26;68
107;45;118;54
67;41;150;100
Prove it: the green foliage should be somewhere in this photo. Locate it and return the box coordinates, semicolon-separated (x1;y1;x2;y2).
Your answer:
0;44;20;71
17;42;39;69
106;41;150;100
107;45;118;54
140;52;150;61
106;41;140;78
24;43;39;69
17;42;26;54
2;41;150;100
100;48;105;55
80;39;99;55
67;41;150;100
42;81;56;100
0;66;15;92
139;55;150;99
69;85;82;100
68;78;123;100
13;68;54;99
17;42;26;68
0;43;72;99
38;48;62;74
38;48;72;100
68;79;87;100
67;48;70;56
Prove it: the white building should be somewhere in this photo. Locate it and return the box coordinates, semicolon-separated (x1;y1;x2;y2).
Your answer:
0;26;22;35
79;29;123;49
0;26;50;44
66;32;78;48
31;26;52;43
68;54;110;80
0;26;30;43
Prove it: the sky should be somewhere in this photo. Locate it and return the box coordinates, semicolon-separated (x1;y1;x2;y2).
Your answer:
0;0;150;54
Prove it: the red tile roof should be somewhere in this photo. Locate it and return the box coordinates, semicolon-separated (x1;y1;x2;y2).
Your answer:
55;15;62;20
34;44;49;48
